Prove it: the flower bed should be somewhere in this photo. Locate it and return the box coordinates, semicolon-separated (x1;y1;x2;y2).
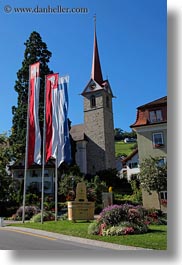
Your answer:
88;204;148;236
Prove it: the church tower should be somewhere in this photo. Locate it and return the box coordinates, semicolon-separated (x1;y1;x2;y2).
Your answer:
81;19;115;175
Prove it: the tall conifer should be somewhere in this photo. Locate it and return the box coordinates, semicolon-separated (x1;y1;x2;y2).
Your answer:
10;31;52;157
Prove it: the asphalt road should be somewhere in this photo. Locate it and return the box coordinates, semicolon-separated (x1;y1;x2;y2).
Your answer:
0;228;105;251
0;226;145;252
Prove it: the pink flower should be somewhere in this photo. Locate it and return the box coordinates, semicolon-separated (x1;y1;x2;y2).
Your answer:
99;223;107;236
123;227;134;235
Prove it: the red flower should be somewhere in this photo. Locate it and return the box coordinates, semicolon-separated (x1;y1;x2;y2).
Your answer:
160;199;167;207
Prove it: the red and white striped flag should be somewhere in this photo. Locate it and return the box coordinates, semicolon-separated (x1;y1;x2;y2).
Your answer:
28;62;41;167
45;73;59;162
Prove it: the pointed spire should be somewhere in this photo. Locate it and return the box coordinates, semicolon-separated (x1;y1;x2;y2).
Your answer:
91;15;103;85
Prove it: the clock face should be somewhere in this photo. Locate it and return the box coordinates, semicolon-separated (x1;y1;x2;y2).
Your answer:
89;81;96;89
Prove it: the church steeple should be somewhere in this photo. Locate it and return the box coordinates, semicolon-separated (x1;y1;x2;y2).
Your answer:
81;16;114;97
80;16;116;175
91;15;103;86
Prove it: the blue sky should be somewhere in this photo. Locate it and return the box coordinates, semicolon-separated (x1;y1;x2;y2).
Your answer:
0;0;166;134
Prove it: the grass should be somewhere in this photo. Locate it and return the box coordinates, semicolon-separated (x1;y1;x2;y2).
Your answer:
115;141;136;157
9;221;167;250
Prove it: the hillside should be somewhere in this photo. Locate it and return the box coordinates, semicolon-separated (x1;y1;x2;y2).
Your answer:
115;141;137;157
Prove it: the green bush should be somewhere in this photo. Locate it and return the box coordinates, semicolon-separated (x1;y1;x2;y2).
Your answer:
26;193;39;205
59;213;68;220
30;211;55;222
88;221;100;235
145;209;167;225
30;213;42;223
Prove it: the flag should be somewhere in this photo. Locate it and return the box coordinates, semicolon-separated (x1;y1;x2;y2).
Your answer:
28;62;41;167
45;73;59;162
57;76;72;167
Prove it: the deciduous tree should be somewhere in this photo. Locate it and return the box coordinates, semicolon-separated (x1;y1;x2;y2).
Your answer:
139;156;167;209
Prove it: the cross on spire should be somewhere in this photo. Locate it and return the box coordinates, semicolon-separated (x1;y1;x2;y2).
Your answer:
93;14;96;30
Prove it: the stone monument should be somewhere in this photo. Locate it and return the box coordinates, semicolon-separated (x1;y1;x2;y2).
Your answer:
75;182;88;202
67;182;95;221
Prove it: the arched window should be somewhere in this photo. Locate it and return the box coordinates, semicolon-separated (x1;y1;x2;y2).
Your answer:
90;95;96;108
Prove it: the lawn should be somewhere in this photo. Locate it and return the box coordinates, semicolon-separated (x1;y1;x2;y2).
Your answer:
115;141;136;157
10;221;167;250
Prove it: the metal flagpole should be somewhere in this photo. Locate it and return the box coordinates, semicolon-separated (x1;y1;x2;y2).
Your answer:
55;148;58;221
55;75;60;222
41;76;47;224
22;66;31;223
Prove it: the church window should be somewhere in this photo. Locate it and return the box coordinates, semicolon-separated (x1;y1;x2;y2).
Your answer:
90;95;96;108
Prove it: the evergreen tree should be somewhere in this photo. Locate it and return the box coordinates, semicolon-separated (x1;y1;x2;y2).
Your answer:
10;31;52;157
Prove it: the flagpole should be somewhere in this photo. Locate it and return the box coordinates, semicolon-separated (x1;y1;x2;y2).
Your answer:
41;76;46;224
55;148;58;221
22;66;31;223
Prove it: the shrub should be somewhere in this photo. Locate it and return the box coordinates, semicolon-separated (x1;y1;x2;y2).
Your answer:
99;204;128;226
128;222;148;234
87;187;97;202
30;213;42;223
88;221;100;235
26;193;39;205
99;204;145;226
30;211;55;222
44;201;55;211
94;203;103;214
59;213;68;220
14;205;40;220
144;209;167;225
88;204;148;236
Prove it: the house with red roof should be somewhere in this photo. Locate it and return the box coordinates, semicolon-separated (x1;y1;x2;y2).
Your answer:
131;96;167;211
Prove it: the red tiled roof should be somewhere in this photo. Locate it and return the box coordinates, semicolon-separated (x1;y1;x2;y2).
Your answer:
137;96;167;109
130;96;167;128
